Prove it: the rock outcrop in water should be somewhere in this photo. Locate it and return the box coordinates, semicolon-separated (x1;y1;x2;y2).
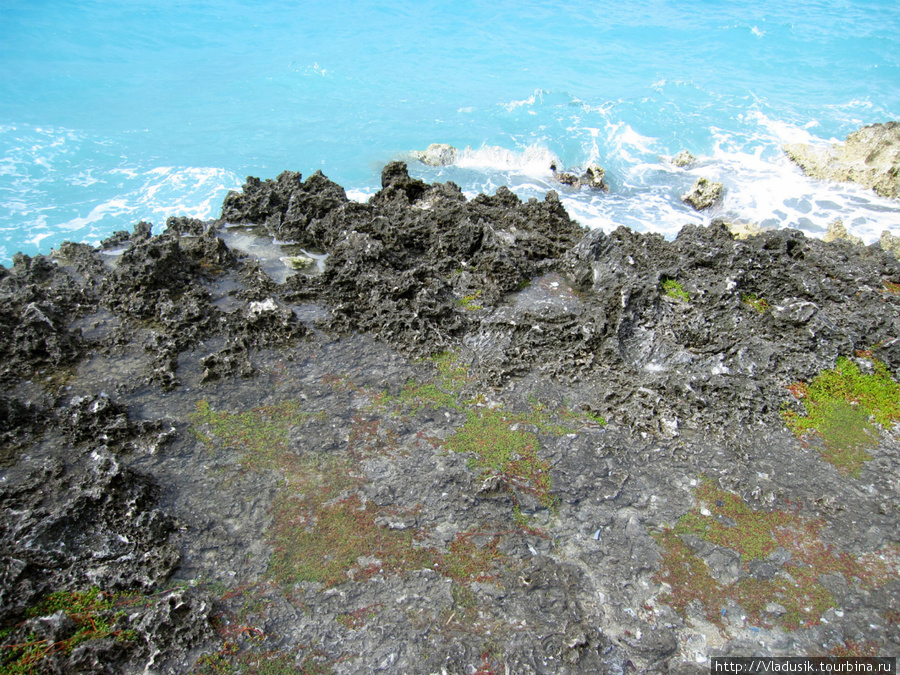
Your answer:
1;161;899;673
784;121;900;199
681;177;724;210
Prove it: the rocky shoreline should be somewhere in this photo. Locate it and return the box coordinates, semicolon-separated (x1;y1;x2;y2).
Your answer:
1;146;900;673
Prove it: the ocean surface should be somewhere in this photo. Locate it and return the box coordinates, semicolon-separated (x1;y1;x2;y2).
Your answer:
1;0;899;265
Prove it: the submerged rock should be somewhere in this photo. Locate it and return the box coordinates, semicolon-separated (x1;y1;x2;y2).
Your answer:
551;162;610;191
783;121;900;199
582;163;609;191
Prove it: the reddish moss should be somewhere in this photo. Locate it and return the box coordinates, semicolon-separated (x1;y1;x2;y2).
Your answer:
653;529;728;628
440;531;505;583
268;493;437;588
654;477;900;632
829;640;882;657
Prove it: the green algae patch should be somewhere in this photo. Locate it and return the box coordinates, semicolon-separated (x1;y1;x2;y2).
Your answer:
268;493;437;588
457;290;483;311
445;409;554;508
741;292;770;313
661;278;689;302
654;477;900;632
783;356;900;475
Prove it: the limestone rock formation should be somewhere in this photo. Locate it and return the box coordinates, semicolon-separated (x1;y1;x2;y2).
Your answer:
671;150;696;168
681;176;724;210
412;142;459;166
823;219;863;247
784;121;900;199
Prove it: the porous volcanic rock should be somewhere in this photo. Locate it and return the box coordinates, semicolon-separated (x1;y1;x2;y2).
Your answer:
0;451;179;622
784;121;900;199
223;161;586;356
0;253;93;384
556;221;900;432
1;161;899;673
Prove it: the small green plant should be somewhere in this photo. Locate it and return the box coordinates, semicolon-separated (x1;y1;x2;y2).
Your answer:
430;351;475;395
190;400;325;472
783;356;900;475
373;379;460;414
1;588;140;674
457;290;483;311
741;292;770;313
661;278;689;302
450;583;477;610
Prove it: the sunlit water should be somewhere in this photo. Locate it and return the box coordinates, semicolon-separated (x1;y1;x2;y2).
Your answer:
2;0;899;264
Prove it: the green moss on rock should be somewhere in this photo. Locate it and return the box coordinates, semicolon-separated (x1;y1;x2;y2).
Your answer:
783;356;900;476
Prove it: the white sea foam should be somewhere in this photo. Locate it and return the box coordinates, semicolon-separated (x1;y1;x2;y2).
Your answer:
346;188;375;203
453;144;559;180
402;108;900;247
704;115;900;243
59;200;132;232
502;90;546;112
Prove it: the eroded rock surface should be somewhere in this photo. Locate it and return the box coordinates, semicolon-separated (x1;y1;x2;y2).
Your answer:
1;163;899;673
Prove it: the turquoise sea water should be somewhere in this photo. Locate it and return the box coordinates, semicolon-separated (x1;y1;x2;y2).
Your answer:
1;0;899;264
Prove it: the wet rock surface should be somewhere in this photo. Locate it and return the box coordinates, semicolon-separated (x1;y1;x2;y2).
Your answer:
784;121;900;199
1;161;899;673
